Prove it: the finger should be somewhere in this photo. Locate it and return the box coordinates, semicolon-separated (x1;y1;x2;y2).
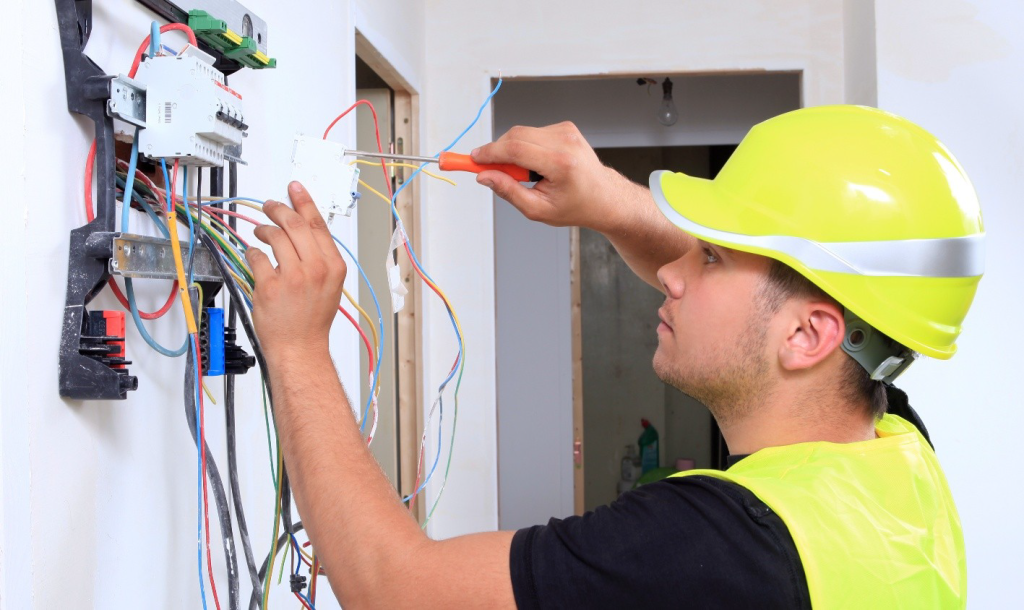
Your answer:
471;139;563;179
253;224;300;270
491;123;573;148
245;246;276;284
287;181;340;262
262;199;322;262
477;171;553;223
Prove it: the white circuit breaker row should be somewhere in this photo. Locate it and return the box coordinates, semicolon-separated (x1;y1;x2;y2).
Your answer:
132;45;246;167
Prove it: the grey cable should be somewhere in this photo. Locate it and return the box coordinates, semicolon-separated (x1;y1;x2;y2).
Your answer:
185;335;240;610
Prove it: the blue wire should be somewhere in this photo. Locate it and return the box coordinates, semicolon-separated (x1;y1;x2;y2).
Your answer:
114;176;167;237
396;80;503;499
161;44;178;56
121;135;187;357
204;196;267;207
182;167;196;283
191;338;209;610
149;21;160;59
331;236;384;433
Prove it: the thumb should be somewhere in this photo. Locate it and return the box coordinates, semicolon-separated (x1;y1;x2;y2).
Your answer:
478;170;548;222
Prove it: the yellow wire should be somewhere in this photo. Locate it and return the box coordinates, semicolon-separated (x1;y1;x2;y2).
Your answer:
343;288;381;397
202;382;217;405
167;180;198;335
348;160;457;186
358;178;466;369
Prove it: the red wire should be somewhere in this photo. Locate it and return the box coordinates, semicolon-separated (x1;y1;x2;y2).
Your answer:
84;141;180;318
293;592;314;610
326;99;464;510
310;556;320;604
177;162;219;610
128;23;197;78
338;304;375;373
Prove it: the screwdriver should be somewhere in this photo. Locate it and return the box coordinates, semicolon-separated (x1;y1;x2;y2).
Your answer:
347;150;543;183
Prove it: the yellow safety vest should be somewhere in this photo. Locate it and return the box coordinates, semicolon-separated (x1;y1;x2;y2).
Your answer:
672;414;966;609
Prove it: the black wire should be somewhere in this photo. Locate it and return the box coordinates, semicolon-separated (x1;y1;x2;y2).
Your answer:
188;169;201;281
185;331;240;610
220;162;264;604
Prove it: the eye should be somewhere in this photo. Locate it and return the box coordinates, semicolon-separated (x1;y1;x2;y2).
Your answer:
702;247;719;265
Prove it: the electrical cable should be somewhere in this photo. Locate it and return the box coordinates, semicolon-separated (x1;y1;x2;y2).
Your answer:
185;331;239;610
166;159;222;610
221;161;264;606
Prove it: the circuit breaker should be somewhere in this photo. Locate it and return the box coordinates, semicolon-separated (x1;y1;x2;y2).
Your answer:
288;135;361;221
133;45;246;166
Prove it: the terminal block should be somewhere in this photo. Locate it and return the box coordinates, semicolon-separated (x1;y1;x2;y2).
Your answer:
188;10;276;69
69;310;138;398
199;307;255;377
133;45;246;166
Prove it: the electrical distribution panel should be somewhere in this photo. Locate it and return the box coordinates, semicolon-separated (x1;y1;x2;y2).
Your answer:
134;45;247;166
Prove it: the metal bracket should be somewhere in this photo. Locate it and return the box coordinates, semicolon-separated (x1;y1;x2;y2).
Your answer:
111;234;222;282
107;75;147;128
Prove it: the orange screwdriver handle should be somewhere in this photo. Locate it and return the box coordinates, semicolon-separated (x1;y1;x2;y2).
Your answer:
438;152;542;182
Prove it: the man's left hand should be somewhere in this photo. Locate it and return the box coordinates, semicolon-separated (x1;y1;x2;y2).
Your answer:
245;181;347;361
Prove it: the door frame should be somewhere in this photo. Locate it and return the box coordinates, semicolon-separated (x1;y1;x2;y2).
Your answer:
355;32;425;519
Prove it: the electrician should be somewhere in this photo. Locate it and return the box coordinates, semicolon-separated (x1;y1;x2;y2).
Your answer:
245;105;979;608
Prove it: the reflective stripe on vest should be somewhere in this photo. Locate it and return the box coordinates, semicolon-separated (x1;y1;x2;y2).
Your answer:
672;414;966;609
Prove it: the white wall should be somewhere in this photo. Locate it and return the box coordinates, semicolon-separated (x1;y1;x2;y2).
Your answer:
1;0;422;607
422;0;850;538
874;0;1024;605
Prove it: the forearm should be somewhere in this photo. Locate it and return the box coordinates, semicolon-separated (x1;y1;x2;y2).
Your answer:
594;169;694;290
267;348;425;607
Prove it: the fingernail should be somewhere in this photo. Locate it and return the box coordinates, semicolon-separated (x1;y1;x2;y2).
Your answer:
289;182;302;193
479;178;493;188
471;147;480;158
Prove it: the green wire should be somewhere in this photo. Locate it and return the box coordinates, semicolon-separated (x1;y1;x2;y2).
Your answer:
422;354;467;527
262;381;277;488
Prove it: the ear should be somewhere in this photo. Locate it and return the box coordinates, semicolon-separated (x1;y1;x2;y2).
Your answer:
777;300;845;372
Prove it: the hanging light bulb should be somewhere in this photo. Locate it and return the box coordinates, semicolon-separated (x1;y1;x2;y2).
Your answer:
657;77;678;127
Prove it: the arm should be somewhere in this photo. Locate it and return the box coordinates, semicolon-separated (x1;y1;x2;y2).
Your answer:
246;183;516;609
471;122;693;289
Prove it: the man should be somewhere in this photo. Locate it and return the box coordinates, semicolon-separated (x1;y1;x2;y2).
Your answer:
245;105;981;608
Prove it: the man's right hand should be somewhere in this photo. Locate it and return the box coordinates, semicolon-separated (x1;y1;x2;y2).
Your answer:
473;121;693;291
471;121;631;233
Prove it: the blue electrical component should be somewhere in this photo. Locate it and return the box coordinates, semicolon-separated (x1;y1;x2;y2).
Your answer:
206;308;226;376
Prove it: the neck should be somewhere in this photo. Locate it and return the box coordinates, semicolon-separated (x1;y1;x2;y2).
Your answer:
716;387;877;456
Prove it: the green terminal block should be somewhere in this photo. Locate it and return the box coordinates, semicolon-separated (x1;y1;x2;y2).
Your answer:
187;10;277;70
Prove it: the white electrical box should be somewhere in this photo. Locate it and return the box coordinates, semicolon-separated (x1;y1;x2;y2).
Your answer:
287;136;361;222
134;45;246;166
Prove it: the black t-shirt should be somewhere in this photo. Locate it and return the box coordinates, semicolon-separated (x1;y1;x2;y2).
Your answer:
509;470;811;609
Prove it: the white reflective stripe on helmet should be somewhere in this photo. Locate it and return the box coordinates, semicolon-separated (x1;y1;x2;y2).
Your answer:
650;171;985;278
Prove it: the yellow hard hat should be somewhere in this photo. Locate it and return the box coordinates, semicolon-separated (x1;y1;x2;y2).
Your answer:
650;105;985;366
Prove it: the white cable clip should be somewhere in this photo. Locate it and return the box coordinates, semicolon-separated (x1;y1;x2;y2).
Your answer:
386;226;409;313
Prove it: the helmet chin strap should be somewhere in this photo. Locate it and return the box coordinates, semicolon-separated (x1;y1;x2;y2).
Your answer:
840;309;919;384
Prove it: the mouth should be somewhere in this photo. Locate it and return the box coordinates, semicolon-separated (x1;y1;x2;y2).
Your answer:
657;308;673;334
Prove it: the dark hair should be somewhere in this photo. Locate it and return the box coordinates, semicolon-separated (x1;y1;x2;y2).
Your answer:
762;259;888;419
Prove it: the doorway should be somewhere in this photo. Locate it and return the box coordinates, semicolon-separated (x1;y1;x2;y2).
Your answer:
493;72;801;528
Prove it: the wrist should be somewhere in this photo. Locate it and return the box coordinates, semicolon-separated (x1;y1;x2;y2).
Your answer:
589;167;646;235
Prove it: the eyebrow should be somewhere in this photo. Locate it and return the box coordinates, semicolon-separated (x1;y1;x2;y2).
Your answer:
697;240;732;258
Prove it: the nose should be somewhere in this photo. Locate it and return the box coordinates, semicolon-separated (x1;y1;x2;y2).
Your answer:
657;257;686;299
